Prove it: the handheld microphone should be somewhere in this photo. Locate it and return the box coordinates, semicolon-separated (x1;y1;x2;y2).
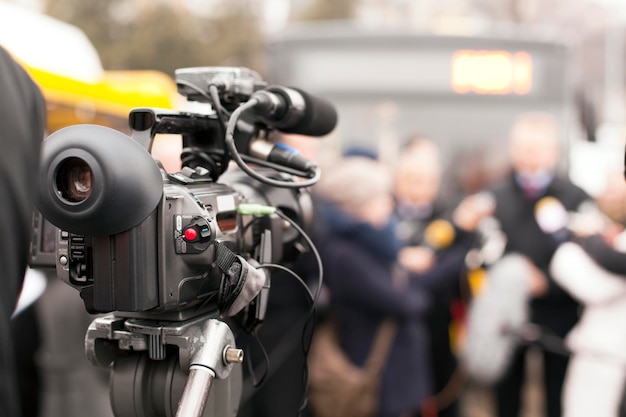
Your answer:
462;254;531;384
534;197;605;242
534;196;569;233
423;219;456;251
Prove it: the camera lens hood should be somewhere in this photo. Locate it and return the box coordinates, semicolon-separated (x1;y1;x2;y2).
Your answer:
38;124;163;236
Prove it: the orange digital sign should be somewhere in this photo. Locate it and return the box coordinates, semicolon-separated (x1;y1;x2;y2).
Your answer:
451;50;533;95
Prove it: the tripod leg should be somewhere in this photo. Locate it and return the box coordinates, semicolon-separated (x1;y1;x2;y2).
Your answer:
174;319;243;417
175;366;216;417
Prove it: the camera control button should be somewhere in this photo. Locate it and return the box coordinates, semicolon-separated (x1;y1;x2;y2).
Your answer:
59;255;69;266
199;225;211;238
183;228;198;241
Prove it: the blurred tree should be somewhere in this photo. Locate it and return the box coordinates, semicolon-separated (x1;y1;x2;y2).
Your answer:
44;0;263;77
297;0;359;21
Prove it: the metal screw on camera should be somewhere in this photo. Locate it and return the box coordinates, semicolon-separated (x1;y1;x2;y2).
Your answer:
224;346;244;364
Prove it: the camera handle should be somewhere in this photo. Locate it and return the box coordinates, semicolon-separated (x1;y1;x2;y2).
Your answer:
85;314;244;417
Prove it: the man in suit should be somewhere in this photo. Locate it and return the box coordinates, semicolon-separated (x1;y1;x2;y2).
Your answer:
488;112;591;417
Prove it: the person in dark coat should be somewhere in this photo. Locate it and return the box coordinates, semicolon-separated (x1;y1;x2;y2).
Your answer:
487;112;592;417
313;155;437;417
0;45;46;417
392;137;494;417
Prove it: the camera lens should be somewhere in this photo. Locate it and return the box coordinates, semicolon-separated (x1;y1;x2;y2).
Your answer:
56;157;93;203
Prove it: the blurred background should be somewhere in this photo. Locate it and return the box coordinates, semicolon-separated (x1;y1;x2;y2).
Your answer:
2;0;626;416
2;0;625;197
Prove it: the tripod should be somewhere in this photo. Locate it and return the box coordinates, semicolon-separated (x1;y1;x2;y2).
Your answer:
85;314;244;417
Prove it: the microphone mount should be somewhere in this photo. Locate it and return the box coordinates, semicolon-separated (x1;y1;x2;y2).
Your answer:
172;67;336;189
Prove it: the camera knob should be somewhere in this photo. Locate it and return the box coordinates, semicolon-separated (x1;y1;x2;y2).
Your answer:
183;227;198;241
175;216;214;254
182;218;212;242
224;347;244;364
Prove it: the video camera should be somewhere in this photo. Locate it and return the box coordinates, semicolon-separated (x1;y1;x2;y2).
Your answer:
30;67;335;417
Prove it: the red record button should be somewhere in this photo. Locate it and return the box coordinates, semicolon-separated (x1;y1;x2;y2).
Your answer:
183;227;198;241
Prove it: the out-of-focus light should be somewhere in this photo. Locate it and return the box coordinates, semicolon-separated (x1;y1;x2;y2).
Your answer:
451;50;533;95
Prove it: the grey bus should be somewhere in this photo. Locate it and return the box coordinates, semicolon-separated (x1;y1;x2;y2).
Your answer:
264;23;579;197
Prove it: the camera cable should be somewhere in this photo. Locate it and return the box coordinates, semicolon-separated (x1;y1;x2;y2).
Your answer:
238;204;323;415
225;100;321;189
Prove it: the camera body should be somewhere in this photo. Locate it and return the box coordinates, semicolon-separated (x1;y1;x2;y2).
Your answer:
30;66;334;417
34;67;324;323
56;176;241;318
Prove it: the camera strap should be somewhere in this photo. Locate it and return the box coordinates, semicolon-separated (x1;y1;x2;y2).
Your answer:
214;241;240;275
214;241;265;317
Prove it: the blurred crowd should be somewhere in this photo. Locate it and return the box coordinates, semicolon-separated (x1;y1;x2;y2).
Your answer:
288;110;626;417
2;40;626;417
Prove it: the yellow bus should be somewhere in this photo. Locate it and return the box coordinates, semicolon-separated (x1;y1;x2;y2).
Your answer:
29;66;177;134
0;2;178;135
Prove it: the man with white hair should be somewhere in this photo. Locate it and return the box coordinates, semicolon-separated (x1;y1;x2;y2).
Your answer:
488;112;591;417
